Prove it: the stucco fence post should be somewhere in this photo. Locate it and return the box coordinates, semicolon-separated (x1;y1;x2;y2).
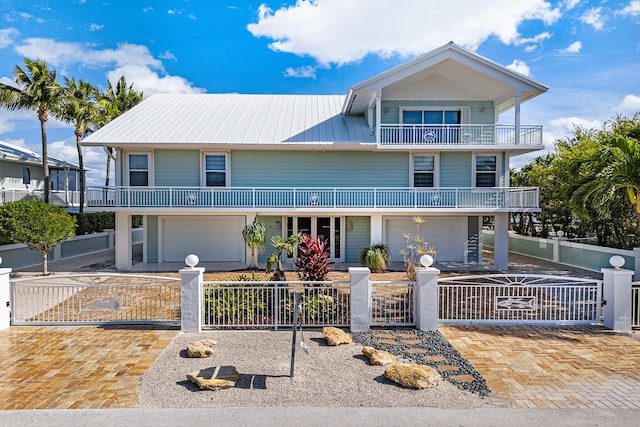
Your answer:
349;267;371;332
0;262;11;331
415;266;440;331
180;255;204;333
602;256;634;333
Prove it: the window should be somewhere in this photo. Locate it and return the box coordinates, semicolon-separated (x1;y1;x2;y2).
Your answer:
129;154;149;186
22;167;30;185
475;155;497;187
204;154;227;187
413;155;435;187
402;109;461;143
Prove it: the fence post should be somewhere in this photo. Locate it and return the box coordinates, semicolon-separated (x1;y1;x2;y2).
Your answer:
349;267;371;332
602;256;633;333
0;264;11;331
180;255;204;333
415;266;440;331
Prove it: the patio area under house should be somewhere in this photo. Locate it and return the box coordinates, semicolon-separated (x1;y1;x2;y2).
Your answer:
80;42;547;272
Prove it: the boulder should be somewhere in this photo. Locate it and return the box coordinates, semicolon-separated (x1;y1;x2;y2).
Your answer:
186;339;217;358
384;363;440;389
187;365;239;391
362;346;395;365
322;327;352;346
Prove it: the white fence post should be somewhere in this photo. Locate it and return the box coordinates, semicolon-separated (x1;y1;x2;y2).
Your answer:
602;256;633;333
180;255;204;333
0;264;11;331
349;267;371;332
415;266;440;331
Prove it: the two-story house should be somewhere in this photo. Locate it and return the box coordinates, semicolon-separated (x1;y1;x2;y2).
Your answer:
81;42;547;271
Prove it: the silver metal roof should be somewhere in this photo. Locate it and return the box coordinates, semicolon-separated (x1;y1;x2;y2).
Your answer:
81;94;375;147
0;140;80;169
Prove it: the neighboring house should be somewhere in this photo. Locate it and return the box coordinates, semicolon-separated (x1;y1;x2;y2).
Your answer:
81;42;547;271
0;140;82;208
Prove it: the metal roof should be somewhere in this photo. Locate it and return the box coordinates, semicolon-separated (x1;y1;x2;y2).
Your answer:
0;140;80;169
81;94;375;147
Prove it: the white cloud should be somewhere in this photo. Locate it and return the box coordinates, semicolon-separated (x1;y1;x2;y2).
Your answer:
159;50;177;61
564;0;580;10
168;9;183;15
106;65;205;96
0;27;19;49
247;0;561;66
515;31;552;46
88;23;104;31
284;65;316;79
614;94;640;115
188;14;197;20
560;41;582;53
506;59;531;77
142;7;154;13
580;7;605;30
620;0;640;16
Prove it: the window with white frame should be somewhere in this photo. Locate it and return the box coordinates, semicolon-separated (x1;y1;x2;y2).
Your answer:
204;154;227;187
475;155;497;187
413;155;435;187
128;154;149;186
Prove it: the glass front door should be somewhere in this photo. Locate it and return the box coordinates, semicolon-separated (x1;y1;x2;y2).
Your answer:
285;216;342;262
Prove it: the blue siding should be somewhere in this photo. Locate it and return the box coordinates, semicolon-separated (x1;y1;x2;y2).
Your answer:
440;152;471;187
345;216;370;263
146;215;158;263
231;151;409;187
257;215;283;265
154;149;200;186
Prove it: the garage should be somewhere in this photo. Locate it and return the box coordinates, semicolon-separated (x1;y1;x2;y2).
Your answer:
384;216;466;262
161;216;245;262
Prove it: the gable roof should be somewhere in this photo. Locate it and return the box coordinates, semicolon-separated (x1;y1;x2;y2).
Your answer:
81;94;374;147
0;140;80;169
343;42;548;115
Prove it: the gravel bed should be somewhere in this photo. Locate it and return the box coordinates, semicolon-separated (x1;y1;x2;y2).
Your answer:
138;329;489;408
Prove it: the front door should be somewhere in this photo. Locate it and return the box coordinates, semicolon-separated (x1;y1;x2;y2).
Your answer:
285;216;342;262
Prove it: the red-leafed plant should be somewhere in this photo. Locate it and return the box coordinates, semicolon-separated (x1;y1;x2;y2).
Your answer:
294;235;331;282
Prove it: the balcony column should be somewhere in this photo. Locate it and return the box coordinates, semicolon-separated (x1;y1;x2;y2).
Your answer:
115;211;132;271
494;212;509;271
245;213;256;266
375;92;382;144
370;214;383;246
514;88;521;146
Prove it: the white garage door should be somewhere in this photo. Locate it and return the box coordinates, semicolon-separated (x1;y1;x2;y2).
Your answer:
384;216;466;262
162;216;245;262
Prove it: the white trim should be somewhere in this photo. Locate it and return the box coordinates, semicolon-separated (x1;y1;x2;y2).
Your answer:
125;151;153;186
201;151;230;187
410;153;439;187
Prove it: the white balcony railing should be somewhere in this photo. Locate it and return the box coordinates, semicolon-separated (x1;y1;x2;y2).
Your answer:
1;189;81;207
378;124;543;146
86;186;539;210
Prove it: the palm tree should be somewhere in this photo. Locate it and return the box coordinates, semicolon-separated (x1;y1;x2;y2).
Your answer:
241;218;267;269
97;76;143;186
56;77;99;212
0;58;62;203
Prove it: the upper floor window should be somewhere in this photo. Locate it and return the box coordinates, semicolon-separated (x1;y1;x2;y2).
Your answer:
403;110;461;126
413;155;435;187
129;154;149;186
475;155;497;187
204;154;227;187
50;169;77;191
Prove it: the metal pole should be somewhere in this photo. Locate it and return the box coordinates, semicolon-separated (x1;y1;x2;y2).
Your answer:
290;291;300;378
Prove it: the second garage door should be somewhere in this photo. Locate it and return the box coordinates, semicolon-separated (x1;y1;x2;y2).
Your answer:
384;216;466;262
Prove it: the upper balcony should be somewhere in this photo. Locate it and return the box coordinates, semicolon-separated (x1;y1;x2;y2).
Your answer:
377;124;543;148
86;186;539;212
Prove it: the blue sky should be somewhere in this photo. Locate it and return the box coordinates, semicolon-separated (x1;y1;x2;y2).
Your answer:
0;0;639;185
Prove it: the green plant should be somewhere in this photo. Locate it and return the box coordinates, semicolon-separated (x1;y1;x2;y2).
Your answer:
400;216;435;281
358;243;390;272
294;235;331;282
241;218;267;269
265;233;302;281
204;273;273;325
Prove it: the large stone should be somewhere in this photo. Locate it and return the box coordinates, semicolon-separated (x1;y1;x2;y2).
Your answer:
384;363;440;389
362;346;395;365
322;327;352;346
186;339;217;358
187;366;239;390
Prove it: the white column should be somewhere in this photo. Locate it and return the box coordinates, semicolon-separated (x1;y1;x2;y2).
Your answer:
602;266;633;333
415;266;440;331
115;212;132;270
180;264;205;333
514;88;521;146
0;266;11;331
494;213;509;271
633;247;640;280
375;93;382;144
349;267;371;332
370;214;383;245
245;213;256;266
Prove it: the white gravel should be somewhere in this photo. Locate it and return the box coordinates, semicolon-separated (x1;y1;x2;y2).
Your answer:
138;330;489;408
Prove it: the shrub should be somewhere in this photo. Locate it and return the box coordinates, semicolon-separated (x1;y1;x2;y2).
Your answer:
358;243;390;272
204;273;273;325
294;235;331;282
400;216;436;281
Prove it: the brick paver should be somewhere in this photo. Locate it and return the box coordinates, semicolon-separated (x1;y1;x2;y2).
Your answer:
440;325;640;409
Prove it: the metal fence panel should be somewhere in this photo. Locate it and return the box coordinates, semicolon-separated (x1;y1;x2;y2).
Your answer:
371;281;415;326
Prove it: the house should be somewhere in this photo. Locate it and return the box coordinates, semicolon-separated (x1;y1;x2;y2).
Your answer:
81;42;547;271
0;140;82;208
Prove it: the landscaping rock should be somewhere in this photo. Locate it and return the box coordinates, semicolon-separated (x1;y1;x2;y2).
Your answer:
187;366;239;390
322;327;352;346
384;363;440;389
362;346;395;365
186;339;217;358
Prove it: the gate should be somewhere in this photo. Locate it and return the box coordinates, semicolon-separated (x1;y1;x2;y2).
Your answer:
10;274;181;326
438;274;602;325
371;281;414;326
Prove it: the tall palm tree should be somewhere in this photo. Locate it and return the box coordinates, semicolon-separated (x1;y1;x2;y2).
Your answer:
0;58;62;203
56;77;99;212
97;76;143;186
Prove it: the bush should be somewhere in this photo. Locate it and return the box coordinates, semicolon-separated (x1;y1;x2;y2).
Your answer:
72;212;115;235
204;273;274;325
358;243;390;272
294;235;331;281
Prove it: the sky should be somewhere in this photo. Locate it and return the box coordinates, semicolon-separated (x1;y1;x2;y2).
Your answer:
0;0;639;186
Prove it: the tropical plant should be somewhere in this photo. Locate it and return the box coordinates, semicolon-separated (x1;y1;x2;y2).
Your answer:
0;200;76;275
241;218;267;269
56;77;99;212
400;216;434;280
203;273;272;324
0;58;63;203
358;243;390;272
265;233;302;281
294;235;331;281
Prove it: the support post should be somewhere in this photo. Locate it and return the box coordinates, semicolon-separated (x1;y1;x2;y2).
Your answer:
180;262;205;333
349;267;371;332
115;212;132;270
493;212;509;271
0;266;11;331
415;266;440;331
602;265;633;333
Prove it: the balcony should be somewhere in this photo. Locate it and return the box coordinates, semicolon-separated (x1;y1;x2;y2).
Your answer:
86;186;539;211
1;189;81;208
377;124;543;147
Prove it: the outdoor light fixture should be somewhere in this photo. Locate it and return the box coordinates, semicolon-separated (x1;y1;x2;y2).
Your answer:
185;254;200;268
420;254;434;267
609;255;625;270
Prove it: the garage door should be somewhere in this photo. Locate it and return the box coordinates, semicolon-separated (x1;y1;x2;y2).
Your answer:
162;216;245;262
384;216;466;262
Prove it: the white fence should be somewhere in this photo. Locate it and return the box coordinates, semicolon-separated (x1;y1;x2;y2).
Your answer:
377;124;543;146
371;281;414;326
0;188;80;207
633;284;640;328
